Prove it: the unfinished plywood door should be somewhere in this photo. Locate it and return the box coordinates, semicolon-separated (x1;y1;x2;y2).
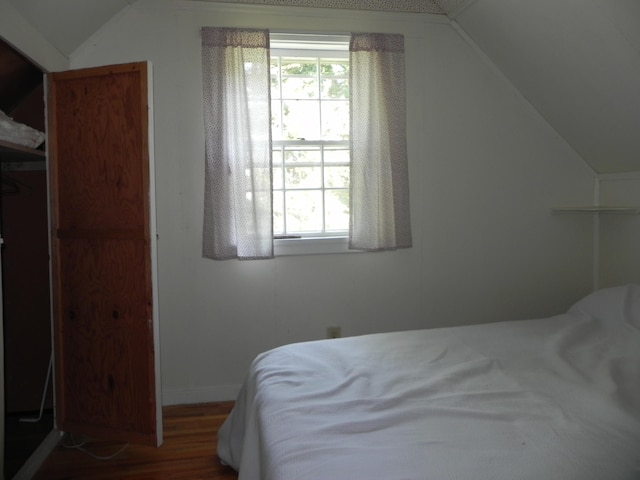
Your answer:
47;62;162;446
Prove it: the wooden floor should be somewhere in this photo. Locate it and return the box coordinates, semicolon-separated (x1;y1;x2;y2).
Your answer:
34;402;239;480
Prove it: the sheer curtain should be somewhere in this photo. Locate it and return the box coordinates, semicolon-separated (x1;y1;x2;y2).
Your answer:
201;27;273;260
349;33;412;251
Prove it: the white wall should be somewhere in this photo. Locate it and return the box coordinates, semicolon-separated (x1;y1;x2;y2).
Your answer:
67;0;596;404
598;173;640;288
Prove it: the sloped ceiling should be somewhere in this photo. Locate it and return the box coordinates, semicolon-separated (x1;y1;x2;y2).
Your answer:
5;0;133;57
0;37;45;132
0;38;42;114
455;0;640;174
3;0;639;173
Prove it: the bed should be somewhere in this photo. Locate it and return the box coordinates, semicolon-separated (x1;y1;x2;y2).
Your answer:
217;284;640;479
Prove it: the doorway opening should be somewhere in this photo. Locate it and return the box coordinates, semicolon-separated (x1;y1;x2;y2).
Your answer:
0;37;53;479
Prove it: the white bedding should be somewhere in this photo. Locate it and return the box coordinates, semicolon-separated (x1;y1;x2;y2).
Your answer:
218;285;640;479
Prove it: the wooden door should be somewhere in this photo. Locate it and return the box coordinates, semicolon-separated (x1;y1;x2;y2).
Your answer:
47;62;162;446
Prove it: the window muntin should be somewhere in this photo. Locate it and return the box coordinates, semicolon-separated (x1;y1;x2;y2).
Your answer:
270;36;350;239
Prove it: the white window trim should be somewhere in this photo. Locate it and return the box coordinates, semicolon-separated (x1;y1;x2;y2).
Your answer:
270;32;350;52
275;235;363;256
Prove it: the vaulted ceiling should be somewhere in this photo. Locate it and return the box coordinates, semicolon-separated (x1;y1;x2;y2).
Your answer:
2;0;639;173
455;0;640;174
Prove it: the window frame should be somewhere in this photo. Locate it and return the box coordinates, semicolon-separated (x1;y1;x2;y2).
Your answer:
270;32;356;255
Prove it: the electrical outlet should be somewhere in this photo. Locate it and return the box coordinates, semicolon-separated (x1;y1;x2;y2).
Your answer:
327;326;341;339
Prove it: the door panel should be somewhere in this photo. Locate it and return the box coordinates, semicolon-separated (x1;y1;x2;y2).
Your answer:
58;238;153;441
48;62;161;446
53;68;147;232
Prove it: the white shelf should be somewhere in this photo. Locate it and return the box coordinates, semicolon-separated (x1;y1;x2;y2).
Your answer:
551;206;640;215
0;139;46;162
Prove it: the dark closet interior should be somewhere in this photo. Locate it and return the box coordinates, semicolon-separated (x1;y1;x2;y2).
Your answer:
0;38;53;479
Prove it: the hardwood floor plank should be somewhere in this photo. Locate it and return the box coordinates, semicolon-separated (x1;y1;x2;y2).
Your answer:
34;402;239;479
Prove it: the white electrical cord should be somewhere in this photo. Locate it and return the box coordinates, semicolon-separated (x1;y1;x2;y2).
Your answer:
63;434;129;460
17;351;129;460
19;351;53;423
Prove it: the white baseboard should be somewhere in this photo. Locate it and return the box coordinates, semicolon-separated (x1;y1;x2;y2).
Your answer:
13;429;64;480
162;384;242;406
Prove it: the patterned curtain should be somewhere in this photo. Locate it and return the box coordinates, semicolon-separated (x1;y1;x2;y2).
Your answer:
201;27;273;260
349;33;412;251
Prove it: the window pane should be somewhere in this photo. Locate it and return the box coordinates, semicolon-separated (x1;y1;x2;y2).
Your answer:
281;58;317;76
273;147;284;166
281;77;318;99
285;166;321;189
320;78;348;99
271;58;281;99
271;103;283;140
325;189;349;231
273;190;284;235
273;147;284;189
282;100;320;139
286;190;323;233
324;147;349;164
284;147;321;164
324;166;349;188
271;76;280;99
320;60;348;77
273;166;283;189
321;101;349;140
270;58;280;76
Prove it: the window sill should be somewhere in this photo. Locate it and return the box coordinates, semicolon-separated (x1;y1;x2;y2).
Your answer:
274;236;360;256
551;206;640;215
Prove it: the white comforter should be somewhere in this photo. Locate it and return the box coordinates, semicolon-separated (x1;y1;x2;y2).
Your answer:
218;285;640;479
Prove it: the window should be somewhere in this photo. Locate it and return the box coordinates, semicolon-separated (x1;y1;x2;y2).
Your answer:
201;28;411;260
270;34;350;241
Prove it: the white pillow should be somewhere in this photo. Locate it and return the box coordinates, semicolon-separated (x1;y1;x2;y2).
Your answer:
569;284;640;330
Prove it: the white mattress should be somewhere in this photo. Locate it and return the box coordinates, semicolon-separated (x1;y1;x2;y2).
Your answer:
218;285;640;479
